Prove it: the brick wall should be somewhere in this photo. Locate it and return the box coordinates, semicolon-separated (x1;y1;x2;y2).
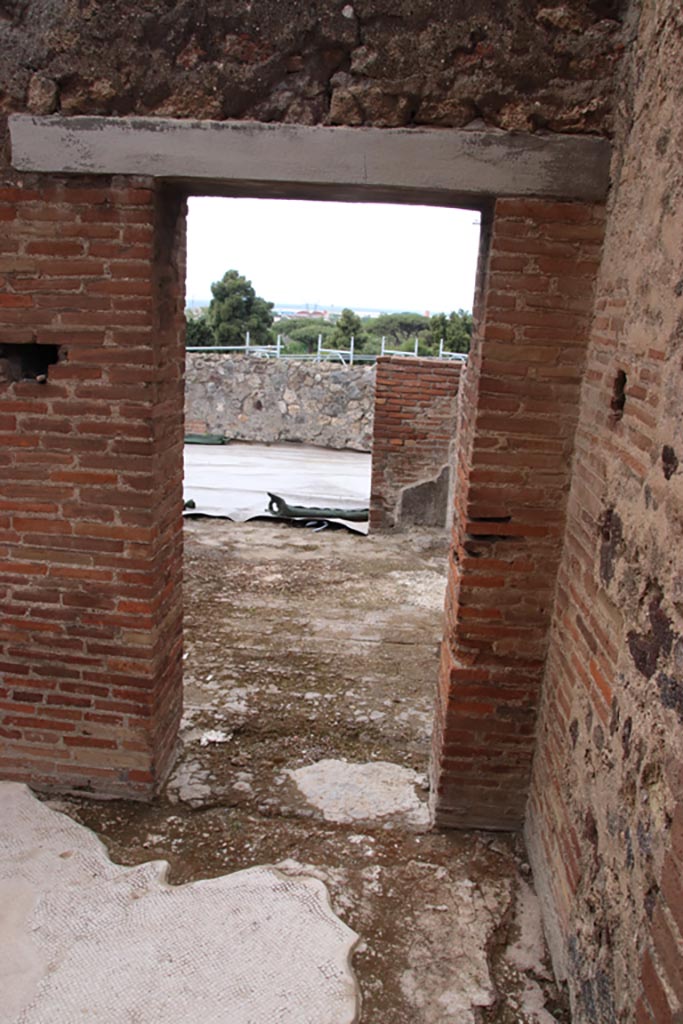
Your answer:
525;3;683;1020
369;357;462;530
430;196;605;831
0;175;186;798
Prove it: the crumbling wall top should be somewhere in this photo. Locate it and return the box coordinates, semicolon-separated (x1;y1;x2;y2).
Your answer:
0;1;629;135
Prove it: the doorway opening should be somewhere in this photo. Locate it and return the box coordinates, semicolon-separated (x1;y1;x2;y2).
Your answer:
176;192;479;806
182;195;480;527
176;193;480;853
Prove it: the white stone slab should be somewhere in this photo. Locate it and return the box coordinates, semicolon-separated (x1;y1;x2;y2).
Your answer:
0;782;359;1024
285;759;430;828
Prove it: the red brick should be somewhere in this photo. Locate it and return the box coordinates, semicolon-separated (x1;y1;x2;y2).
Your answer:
63;736;118;749
0;293;33;308
0;173;181;801
640;950;675;1024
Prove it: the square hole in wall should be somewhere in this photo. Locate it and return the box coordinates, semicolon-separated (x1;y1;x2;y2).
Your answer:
0;342;61;383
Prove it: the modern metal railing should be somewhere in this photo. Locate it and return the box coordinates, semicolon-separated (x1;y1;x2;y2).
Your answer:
187;332;468;365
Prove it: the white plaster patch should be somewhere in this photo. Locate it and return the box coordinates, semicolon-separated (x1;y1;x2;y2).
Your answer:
199;728;231;746
222;685;259;715
506;879;551;975
385;570;448;612
165;757;213;806
0;782;359;1024
504;879;558;1023
399;873;514;1024
285;759;430;827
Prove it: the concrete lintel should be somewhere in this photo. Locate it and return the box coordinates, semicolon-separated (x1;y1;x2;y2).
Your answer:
9;115;610;204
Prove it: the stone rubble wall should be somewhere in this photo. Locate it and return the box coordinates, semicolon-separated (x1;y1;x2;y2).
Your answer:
0;1;627;136
185;352;375;451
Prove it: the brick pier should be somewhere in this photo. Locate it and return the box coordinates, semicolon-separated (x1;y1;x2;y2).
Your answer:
0;179;186;797
431;198;605;830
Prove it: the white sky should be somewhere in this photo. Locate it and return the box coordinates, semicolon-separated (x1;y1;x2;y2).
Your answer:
185;197;480;315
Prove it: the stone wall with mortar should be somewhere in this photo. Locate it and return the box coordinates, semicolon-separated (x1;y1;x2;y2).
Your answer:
1;1;628;134
525;3;683;1021
369;357;462;530
185;352;375;451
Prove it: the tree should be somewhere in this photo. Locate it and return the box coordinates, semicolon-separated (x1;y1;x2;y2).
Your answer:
427;309;473;354
446;309;474;353
427;313;449;352
185;312;215;347
332;308;368;349
277;317;336;354
207;270;274;346
365;312;430;350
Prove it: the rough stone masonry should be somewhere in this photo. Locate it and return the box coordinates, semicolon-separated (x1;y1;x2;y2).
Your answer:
185;351;375;450
1;2;683;1023
1;0;627;132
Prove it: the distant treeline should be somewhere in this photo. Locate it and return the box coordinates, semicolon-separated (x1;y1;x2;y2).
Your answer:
186;270;473;356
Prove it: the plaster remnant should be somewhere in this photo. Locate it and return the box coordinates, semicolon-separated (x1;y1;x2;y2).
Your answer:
199;728;231;746
166;757;214;807
285;759;430;827
400;874;513;1024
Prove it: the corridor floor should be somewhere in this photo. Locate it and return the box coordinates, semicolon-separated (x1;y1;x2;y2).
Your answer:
7;520;569;1023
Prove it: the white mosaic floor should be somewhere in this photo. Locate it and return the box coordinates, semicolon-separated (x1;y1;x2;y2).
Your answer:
0;782;359;1024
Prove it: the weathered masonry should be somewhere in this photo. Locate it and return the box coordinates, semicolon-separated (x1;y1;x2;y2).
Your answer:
430;197;606;831
1;2;682;1020
370;356;463;531
0;179;186;796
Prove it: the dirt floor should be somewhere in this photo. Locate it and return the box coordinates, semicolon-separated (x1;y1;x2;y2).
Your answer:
47;519;571;1023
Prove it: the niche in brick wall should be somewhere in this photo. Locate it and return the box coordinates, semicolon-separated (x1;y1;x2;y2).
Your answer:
0;342;61;384
610;369;627;422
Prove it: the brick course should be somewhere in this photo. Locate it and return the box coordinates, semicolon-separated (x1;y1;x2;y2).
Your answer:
0;2;680;1017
